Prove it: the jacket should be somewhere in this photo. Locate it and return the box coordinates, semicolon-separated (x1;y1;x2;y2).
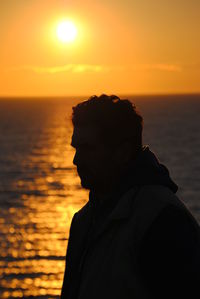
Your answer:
61;146;200;299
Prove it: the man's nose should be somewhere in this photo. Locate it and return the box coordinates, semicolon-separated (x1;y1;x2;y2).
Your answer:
73;150;81;166
73;151;78;166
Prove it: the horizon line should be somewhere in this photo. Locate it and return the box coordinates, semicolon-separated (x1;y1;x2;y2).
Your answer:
0;92;200;99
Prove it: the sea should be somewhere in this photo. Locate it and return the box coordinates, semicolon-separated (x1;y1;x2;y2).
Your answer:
0;94;200;298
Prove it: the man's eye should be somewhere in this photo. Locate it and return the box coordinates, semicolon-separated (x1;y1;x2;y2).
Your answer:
79;145;91;150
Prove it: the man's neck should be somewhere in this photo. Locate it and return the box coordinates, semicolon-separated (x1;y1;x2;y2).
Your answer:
91;172;126;204
90;152;140;203
91;186;114;203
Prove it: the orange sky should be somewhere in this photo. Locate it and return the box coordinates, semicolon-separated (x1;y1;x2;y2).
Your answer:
0;0;200;97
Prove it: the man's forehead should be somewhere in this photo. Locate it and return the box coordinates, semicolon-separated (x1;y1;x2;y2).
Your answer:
71;126;102;146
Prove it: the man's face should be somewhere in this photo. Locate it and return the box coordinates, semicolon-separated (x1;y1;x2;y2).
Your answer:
71;126;116;192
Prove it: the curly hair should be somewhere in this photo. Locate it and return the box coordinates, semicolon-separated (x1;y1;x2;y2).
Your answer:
72;94;143;150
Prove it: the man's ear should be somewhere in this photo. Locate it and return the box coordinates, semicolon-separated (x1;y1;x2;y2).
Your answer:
114;141;134;166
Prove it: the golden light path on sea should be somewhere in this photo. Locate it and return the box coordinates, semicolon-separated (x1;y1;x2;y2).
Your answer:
0;100;88;298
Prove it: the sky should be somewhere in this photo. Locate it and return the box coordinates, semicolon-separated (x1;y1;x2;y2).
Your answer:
0;0;200;97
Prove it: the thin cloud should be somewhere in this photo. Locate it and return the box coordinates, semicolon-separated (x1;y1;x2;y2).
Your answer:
8;64;109;74
149;64;182;72
8;62;199;74
183;62;200;71
130;64;182;72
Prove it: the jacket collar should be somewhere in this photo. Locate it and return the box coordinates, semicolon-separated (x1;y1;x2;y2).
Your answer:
87;186;140;242
107;186;139;220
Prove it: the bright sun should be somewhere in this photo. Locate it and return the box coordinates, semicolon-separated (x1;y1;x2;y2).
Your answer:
56;20;77;43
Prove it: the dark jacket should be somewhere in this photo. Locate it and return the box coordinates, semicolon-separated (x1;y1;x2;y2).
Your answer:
61;146;200;299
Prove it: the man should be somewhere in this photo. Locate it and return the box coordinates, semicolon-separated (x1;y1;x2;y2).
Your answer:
61;94;200;299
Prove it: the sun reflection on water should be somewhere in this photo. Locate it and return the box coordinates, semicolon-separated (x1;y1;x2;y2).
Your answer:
0;100;88;298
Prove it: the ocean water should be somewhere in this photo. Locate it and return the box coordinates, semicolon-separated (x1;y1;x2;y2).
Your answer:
0;94;199;298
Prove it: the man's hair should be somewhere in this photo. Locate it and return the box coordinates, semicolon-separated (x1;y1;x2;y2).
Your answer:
72;94;143;150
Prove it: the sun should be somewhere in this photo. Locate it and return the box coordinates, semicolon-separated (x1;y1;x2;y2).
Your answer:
56;20;77;43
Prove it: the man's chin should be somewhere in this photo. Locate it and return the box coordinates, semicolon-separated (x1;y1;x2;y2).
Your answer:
80;178;92;190
80;178;104;193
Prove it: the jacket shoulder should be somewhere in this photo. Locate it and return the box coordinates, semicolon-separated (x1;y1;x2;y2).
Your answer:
131;185;189;251
131;185;200;250
141;186;199;229
70;201;91;232
75;201;90;218
138;185;198;221
138;185;185;209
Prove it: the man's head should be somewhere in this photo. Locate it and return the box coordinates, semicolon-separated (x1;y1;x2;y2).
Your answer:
71;94;143;193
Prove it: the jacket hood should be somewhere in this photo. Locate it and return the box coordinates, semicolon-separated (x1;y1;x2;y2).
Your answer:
121;145;178;194
88;145;178;225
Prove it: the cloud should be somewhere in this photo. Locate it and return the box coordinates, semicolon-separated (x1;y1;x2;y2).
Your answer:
183;62;200;71
130;64;182;72
8;64;109;74
8;62;200;74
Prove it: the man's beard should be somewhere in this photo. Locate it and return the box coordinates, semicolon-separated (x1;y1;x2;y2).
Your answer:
77;168;94;189
78;170;116;194
77;168;106;191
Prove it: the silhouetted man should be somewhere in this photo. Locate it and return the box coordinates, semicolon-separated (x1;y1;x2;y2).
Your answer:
61;94;200;299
